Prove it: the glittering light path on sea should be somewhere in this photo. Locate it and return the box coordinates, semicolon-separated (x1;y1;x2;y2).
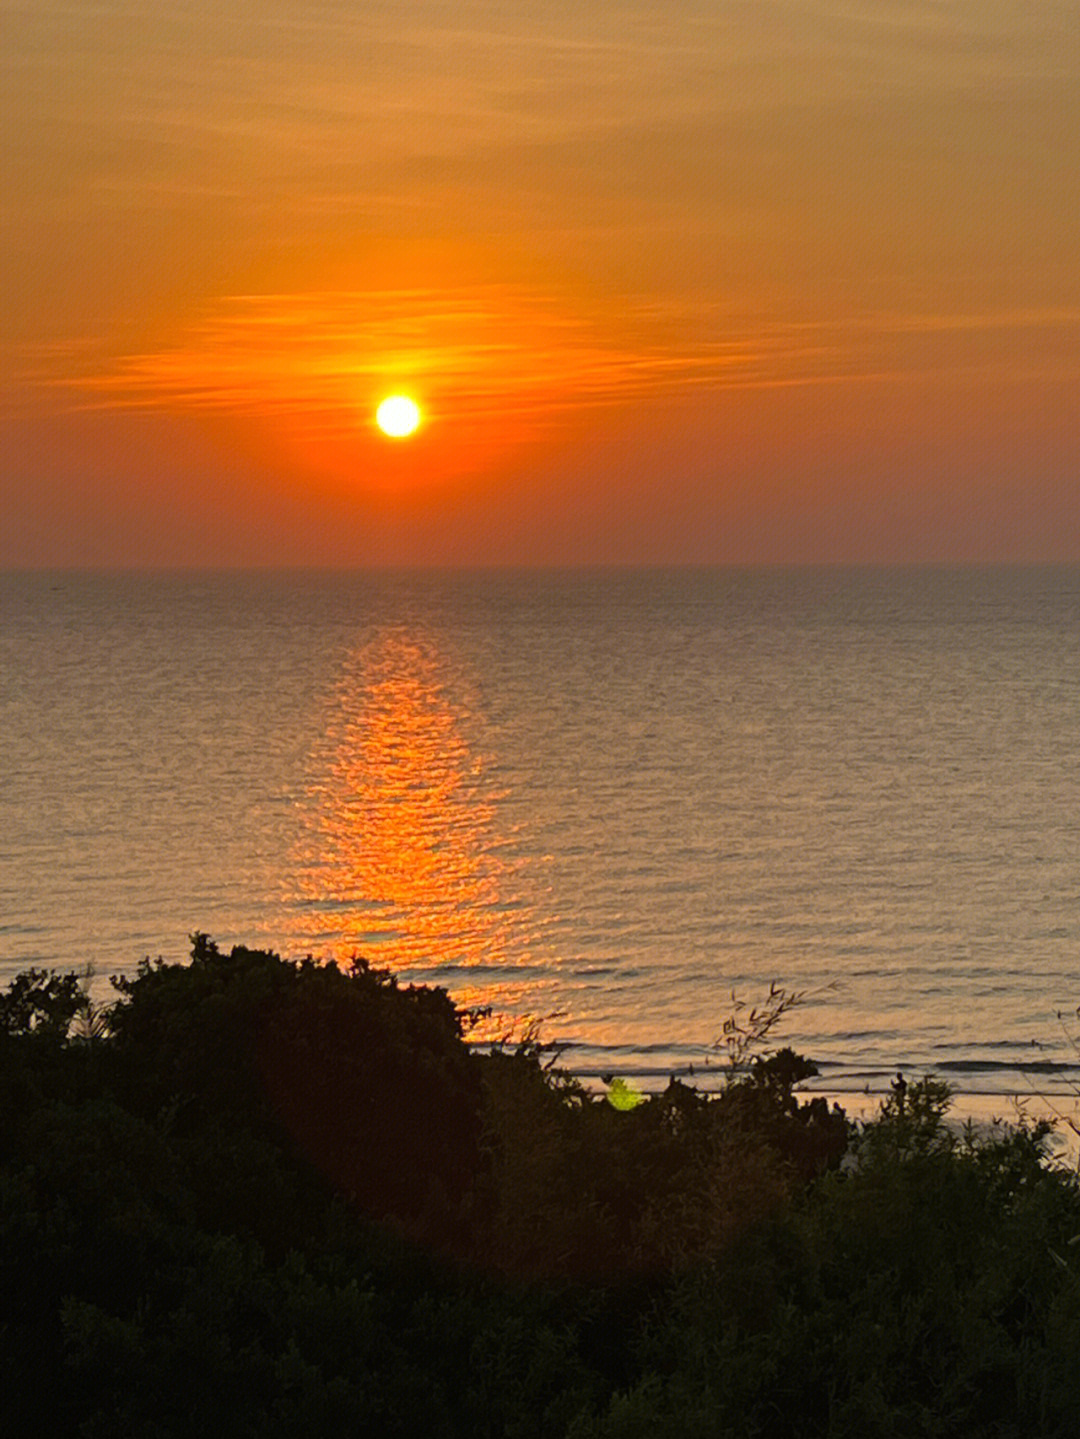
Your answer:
283;625;555;1040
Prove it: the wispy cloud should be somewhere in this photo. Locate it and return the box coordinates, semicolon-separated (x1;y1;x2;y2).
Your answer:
59;286;739;431
29;290;1080;437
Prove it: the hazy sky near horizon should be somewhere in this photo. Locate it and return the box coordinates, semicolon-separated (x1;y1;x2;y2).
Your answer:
4;1;1079;566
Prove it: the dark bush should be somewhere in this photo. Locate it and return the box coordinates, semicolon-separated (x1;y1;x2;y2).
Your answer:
5;945;1080;1437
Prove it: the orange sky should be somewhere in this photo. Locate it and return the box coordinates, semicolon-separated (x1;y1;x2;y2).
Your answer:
4;1;1079;566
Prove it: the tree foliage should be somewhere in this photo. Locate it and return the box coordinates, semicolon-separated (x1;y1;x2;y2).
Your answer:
2;941;1079;1436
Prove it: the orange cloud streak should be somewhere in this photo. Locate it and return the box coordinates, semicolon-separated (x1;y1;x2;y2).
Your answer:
19;286;1080;493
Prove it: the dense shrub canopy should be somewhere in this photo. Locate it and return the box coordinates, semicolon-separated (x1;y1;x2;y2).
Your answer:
3;939;1079;1437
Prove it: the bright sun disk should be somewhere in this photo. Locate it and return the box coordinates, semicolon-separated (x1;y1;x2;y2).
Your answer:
376;395;421;438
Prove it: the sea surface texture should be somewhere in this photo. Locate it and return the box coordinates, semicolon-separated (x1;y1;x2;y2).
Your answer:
5;566;1080;1107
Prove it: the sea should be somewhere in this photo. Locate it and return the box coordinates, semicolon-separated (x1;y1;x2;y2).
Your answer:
5;566;1080;1143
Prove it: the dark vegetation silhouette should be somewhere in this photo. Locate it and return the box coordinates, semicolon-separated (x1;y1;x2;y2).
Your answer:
2;938;1079;1436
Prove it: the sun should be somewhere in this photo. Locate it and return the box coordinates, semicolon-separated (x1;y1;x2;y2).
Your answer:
375;395;422;438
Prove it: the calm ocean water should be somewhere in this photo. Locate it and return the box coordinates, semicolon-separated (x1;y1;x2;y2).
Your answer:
5;566;1080;1117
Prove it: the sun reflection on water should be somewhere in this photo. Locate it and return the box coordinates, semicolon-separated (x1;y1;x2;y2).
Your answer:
286;627;548;1034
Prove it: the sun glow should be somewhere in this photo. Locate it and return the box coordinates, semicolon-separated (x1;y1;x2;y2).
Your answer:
376;394;422;438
